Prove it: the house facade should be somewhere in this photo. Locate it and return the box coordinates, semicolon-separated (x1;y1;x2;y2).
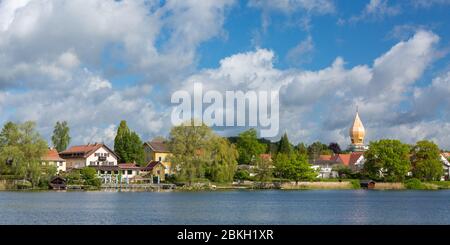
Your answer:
59;143;118;170
143;141;172;175
141;161;166;183
92;163;141;184
41;148;66;173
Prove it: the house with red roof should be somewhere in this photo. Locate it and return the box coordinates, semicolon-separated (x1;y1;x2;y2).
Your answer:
311;152;366;178
41;148;66;173
91;163;142;184
143;140;173;175
141;160;166;183
60;143;118;170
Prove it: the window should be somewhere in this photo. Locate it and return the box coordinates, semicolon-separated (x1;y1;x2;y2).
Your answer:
114;171;118;175
157;170;160;175
127;170;132;175
159;156;162;161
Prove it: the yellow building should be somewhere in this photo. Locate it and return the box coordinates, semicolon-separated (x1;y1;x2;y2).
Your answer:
143;141;173;175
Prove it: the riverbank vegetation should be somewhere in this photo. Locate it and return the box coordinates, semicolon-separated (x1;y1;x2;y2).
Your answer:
1;119;450;191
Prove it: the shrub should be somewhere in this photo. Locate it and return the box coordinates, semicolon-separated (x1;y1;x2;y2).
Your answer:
80;167;101;187
16;180;32;189
234;169;251;181
350;179;360;189
404;178;426;190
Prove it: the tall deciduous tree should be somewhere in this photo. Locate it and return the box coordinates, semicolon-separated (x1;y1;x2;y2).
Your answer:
363;139;411;182
254;155;273;182
168;120;215;184
411;140;443;181
208;136;238;183
113;120;145;165
51;121;71;152
0;121;48;186
274;152;317;183
236;129;267;165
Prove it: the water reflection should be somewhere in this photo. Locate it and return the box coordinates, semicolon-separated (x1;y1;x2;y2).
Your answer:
0;190;450;224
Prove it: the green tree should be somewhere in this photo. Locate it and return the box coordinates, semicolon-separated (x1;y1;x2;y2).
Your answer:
363;139;411;182
411;140;443;181
114;120;130;162
207;136;238;182
254;155;273;182
307;141;329;162
168;120;239;184
236;129;267;164
296;142;308;155
0;121;48;187
278;132;292;154
113;120;145;165
80;167;101;187
168;120;215;184
274;152;317;183
128;131;145;165
51;121;71;152
0;121;20;146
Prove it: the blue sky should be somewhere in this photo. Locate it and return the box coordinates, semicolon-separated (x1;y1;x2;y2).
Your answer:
1;0;450;149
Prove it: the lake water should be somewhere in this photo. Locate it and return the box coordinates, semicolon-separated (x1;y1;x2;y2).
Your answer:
1;190;450;224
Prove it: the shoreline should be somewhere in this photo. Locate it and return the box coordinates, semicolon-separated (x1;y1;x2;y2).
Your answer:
2;180;450;192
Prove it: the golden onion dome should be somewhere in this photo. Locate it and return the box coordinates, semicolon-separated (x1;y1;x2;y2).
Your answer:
349;110;365;145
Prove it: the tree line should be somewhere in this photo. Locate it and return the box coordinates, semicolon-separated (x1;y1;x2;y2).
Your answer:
1;119;448;188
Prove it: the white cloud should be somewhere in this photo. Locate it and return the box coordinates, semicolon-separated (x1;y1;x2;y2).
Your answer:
345;0;401;24
248;0;335;15
0;0;235;146
286;35;314;65
177;30;447;149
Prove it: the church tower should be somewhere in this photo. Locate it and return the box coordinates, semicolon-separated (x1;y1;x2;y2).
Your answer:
349;108;367;152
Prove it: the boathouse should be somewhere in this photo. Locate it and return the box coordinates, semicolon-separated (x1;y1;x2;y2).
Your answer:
360;180;375;189
49;176;67;190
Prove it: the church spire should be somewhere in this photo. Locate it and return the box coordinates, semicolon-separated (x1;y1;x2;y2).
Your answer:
349;108;365;147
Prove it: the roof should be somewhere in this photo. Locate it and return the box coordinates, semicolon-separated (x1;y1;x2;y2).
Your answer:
349;152;364;166
60;143;118;159
144;141;169;153
50;176;66;182
259;154;272;161
118;163;141;170
318;155;332;161
41;148;65;161
90;165;119;171
360;180;375;184
328;152;364;166
330;154;350;166
142;160;165;171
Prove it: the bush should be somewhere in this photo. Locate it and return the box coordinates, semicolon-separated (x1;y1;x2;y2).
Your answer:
234;169;251;181
404;178;427;190
350;179;360;189
80;167;101;187
16;180;32;189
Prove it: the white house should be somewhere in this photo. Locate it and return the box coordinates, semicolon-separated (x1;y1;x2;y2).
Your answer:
440;153;450;181
93;163;142;184
59;143;118;170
